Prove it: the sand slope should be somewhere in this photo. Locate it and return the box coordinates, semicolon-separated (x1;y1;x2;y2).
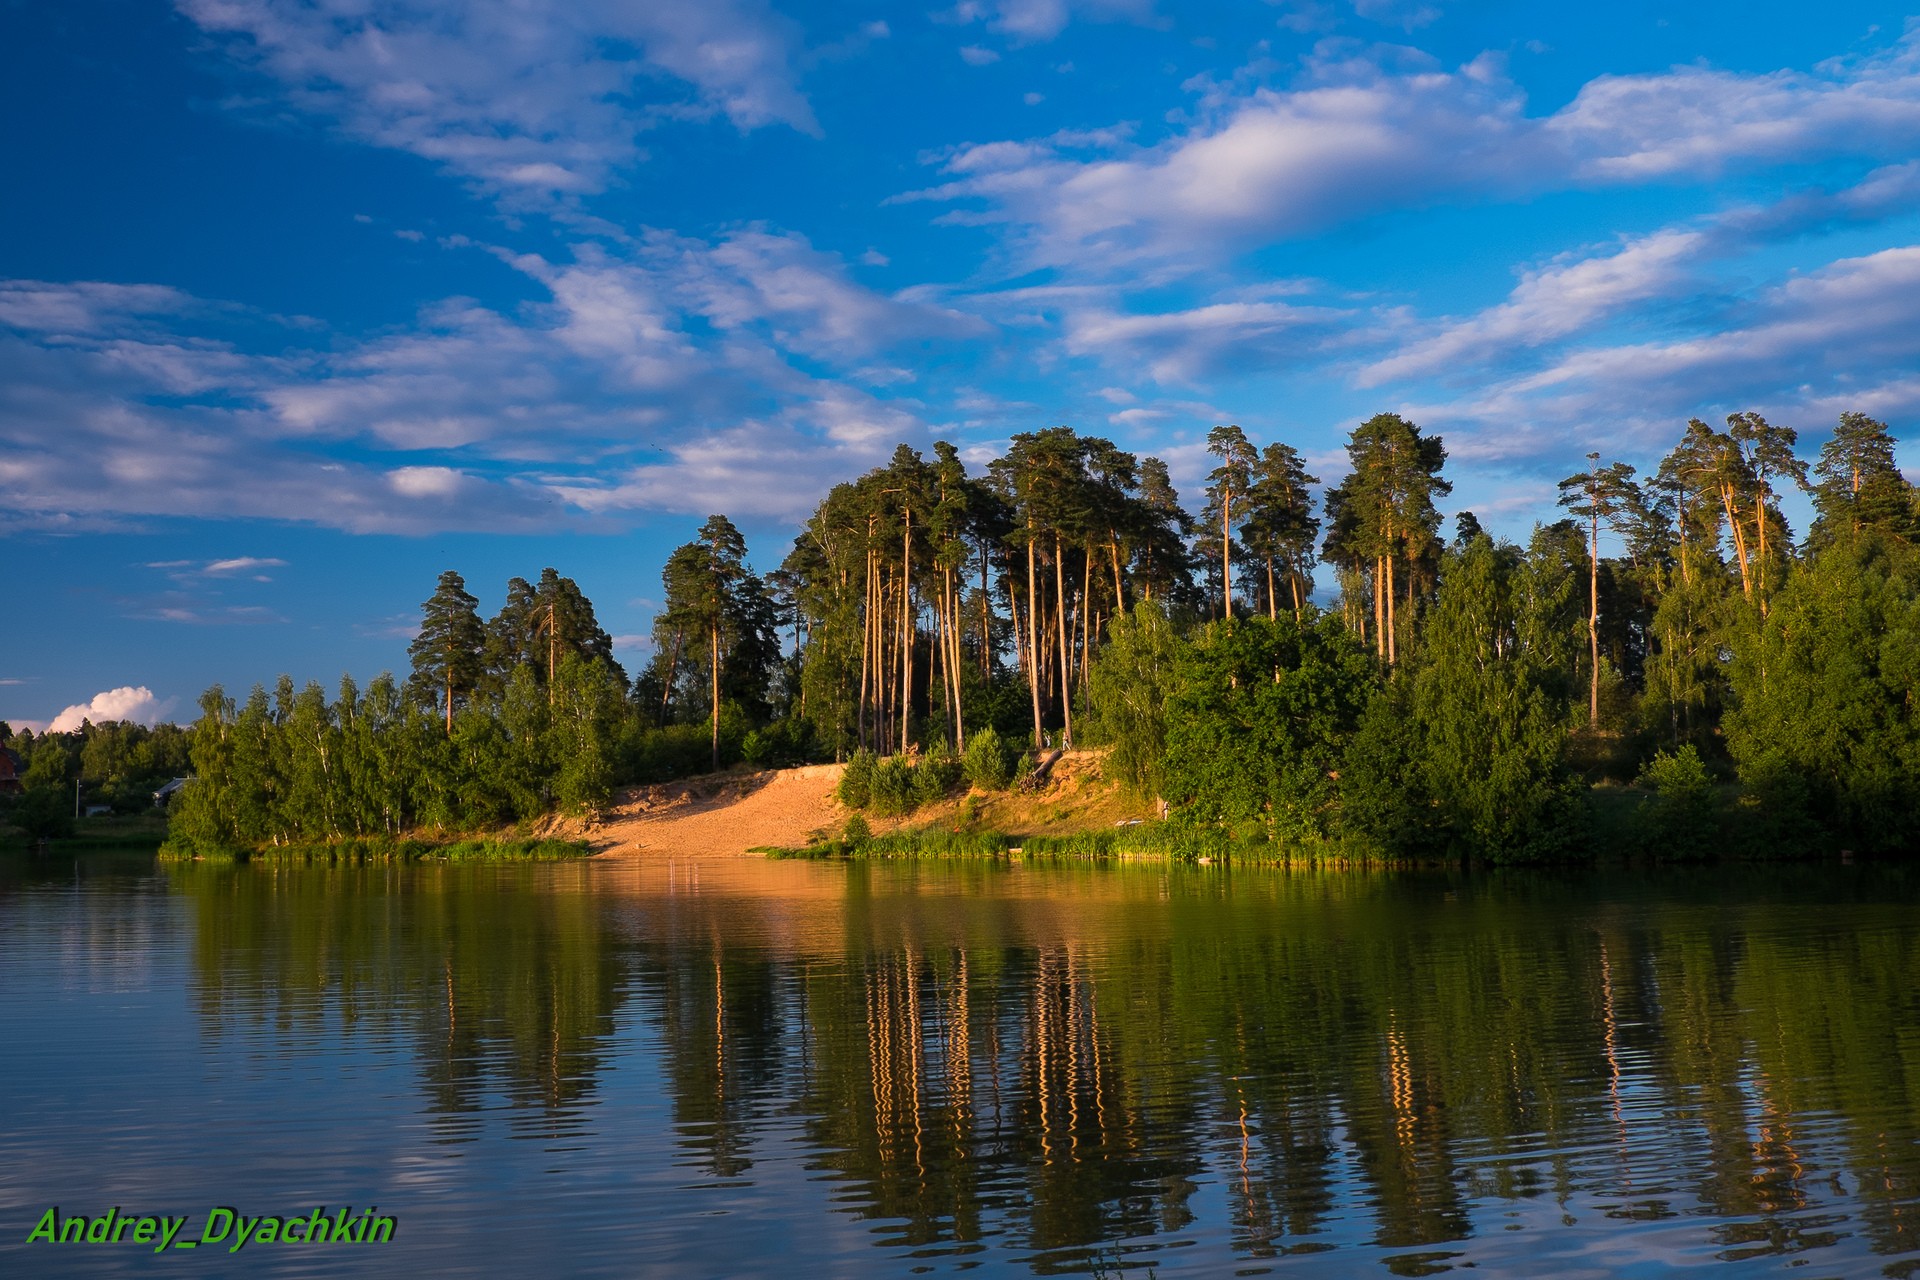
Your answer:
592;764;844;858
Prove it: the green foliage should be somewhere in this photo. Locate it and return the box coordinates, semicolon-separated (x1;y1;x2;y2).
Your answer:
1161;612;1379;842
150;408;1920;864
868;756;917;817
1634;746;1718;856
743;716;818;769
837;749;876;809
913;751;964;806
1724;534;1920;852
12;788;75;840
1343;537;1586;864
1084;599;1183;799
407;570;486;729
1339;686;1437;853
654;514;782;769
962;725;1016;791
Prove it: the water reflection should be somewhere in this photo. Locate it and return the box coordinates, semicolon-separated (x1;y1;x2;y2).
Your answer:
5;855;1918;1276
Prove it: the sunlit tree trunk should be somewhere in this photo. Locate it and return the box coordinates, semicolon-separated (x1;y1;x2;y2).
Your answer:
1079;550;1093;691
1385;552;1398;666
900;505;912;751
1027;525;1043;748
709;619;721;772
1373;558;1385;658
1718;481;1753;598
858;545;874;751
1588;508;1601;725
1221;485;1233;618
1055;532;1073;746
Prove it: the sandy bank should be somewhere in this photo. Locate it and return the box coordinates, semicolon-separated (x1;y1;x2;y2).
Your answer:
591;763;845;858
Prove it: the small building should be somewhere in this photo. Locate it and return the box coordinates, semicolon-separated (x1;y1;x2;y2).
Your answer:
152;777;192;808
0;747;22;796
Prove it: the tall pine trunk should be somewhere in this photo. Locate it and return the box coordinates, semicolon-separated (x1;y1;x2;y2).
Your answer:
1055;532;1073;747
900;506;912;752
858;546;873;751
1026;528;1043;749
1220;486;1233;618
1385;553;1398;666
1079;550;1093;690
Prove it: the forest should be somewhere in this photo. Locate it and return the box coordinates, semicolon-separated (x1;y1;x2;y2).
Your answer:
9;410;1917;861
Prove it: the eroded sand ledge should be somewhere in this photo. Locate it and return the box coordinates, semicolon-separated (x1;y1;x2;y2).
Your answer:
590;763;845;858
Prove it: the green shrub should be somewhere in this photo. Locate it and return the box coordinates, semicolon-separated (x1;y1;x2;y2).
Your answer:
869;756;917;817
842;812;872;845
11;789;74;841
914;751;964;805
963;725;1016;791
744;716;818;769
1635;745;1718;857
837;749;876;810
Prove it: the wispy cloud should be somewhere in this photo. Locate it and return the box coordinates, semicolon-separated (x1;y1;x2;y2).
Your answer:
179;0;819;199
1359;229;1707;386
909;29;1920;272
146;556;289;582
1359;160;1920;390
0;227;982;532
1394;244;1920;470
1065;297;1352;382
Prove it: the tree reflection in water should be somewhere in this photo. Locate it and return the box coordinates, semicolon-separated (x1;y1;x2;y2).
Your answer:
171;859;1920;1273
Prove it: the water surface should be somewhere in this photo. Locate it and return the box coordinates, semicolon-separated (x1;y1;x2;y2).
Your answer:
2;853;1917;1277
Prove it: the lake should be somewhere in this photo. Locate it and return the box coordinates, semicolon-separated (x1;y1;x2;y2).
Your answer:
2;852;1917;1277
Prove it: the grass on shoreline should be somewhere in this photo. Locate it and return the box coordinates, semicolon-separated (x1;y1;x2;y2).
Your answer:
156;836;591;864
759;820;1415;868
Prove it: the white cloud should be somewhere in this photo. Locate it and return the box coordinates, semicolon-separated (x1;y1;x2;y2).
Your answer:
971;0;1157;42
1395;243;1920;469
0;281;194;334
1065;298;1350;382
388;466;472;498
178;0;818;197
960;45;1001;66
1361;229;1706;385
0;228;984;533
910;30;1920;271
146;556;289;582
47;687;176;733
202;556;286;577
1358;161;1920;391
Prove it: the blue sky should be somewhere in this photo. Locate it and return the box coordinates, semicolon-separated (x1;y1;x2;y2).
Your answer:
7;0;1920;730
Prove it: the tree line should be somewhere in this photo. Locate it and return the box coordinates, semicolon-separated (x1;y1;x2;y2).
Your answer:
129;406;1920;858
2;717;192;839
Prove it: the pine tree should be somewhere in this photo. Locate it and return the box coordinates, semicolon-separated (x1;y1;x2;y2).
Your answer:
1557;453;1641;725
658;515;759;771
1726;411;1808;613
408;571;486;735
1243;442;1321;619
1134;457;1196;607
1204;425;1257;619
1812;412;1913;545
1323;413;1450;663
